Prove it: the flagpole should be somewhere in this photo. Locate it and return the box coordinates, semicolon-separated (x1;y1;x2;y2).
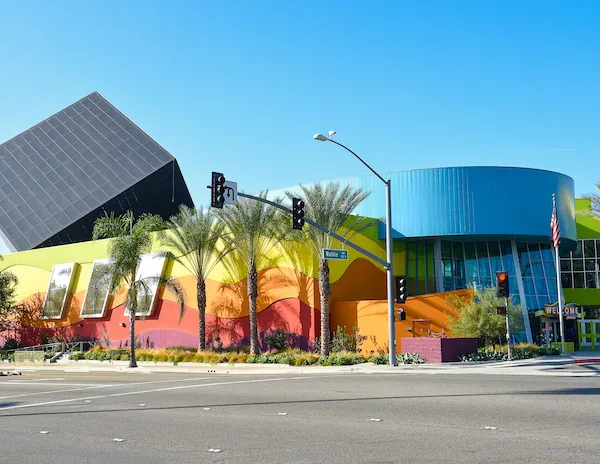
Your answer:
553;193;565;353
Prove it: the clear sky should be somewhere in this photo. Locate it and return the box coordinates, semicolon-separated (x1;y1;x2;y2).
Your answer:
1;0;599;253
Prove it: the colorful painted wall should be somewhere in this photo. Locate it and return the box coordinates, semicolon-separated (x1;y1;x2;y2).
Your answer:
331;290;467;355
1;220;423;350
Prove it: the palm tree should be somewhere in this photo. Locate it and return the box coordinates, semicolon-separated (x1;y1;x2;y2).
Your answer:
217;193;286;355
92;212;184;368
0;255;19;333
285;182;370;356
159;205;229;351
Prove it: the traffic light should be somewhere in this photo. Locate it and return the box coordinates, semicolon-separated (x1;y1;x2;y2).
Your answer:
397;309;406;321
496;306;507;315
211;172;226;209
292;198;305;230
496;271;509;298
396;276;407;304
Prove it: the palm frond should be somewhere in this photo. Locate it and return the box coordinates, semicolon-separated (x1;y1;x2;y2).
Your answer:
285;182;371;259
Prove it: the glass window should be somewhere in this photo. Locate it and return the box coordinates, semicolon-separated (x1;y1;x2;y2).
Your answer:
534;278;548;296
452;242;464;260
596;240;600;257
572;260;584;271
584;240;596;258
585;259;597;271
561;273;572;289
407;243;417;261
573;241;583;258
42;263;76;319
441;241;452;259
540;244;554;262
417;259;427;278
124;253;167;317
586;272;598;289
416;242;426;259
81;259;113;318
463;242;476;260
407;260;417;277
560;260;571;271
547;278;558;297
544;261;557;279
522;277;535;296
408;278;417;295
573;272;585;289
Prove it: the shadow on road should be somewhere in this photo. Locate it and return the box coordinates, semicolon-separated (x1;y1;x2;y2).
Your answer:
1;387;600;418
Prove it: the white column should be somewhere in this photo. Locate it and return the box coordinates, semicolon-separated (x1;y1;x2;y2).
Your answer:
510;240;534;344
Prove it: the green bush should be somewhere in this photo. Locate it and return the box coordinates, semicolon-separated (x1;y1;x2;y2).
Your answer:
263;329;288;352
318;351;366;366
314;325;367;354
459;344;562;362
69;352;85;360
370;353;426;365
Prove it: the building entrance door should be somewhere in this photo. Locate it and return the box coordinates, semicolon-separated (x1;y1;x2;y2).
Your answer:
542;319;559;345
578;320;600;350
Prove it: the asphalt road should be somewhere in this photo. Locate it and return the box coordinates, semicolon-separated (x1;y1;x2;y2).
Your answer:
0;369;598;463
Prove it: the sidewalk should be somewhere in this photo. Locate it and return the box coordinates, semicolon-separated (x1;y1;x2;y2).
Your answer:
3;354;599;377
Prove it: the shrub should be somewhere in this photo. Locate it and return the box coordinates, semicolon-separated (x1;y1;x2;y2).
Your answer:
69;352;85;361
397;352;425;364
291;353;320;366
314;325;367;354
263;329;288;352
459;344;562;362
319;351;366;366
370;353;425;365
2;338;22;351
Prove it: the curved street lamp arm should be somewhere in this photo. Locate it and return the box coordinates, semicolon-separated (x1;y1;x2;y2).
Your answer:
328;139;387;185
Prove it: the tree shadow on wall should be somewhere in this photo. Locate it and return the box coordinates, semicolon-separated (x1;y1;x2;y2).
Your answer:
279;240;318;308
210;252;293;348
13;293;76;345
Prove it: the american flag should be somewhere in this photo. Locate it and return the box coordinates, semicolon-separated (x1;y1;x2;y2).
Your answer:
550;195;561;248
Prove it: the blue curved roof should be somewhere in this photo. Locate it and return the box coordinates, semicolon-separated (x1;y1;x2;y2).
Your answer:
277;166;577;246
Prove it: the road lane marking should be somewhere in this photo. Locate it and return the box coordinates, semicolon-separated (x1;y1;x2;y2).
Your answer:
0;382;109;387
0;377;210;400
0;376;313;411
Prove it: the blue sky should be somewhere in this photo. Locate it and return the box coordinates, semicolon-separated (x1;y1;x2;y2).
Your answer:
0;0;599;252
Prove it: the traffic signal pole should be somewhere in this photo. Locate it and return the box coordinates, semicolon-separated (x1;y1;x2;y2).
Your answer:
505;296;512;361
385;180;397;366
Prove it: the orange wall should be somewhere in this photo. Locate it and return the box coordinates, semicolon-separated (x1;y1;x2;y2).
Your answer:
331;290;468;355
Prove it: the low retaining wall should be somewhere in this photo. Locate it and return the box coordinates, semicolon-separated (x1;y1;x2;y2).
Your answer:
401;337;478;363
14;351;45;366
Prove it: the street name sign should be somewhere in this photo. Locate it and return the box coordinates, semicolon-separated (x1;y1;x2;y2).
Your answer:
322;249;348;260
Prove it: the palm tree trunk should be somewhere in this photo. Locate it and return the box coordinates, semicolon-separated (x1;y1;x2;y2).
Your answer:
129;308;137;368
129;274;138;368
197;279;206;351
319;259;331;357
248;264;259;355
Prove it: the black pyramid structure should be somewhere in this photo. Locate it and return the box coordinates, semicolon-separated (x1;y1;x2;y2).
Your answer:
0;92;194;252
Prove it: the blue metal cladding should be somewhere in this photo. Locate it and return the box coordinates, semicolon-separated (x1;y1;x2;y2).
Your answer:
329;167;576;245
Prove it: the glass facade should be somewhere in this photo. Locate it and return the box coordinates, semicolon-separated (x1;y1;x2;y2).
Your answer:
514;242;557;313
406;240;435;295
441;240;518;303
560;239;600;289
440;240;558;314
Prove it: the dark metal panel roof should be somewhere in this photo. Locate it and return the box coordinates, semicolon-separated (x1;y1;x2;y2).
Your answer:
0;92;175;251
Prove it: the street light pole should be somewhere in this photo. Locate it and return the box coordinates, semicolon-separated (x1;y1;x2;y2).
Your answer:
314;133;397;367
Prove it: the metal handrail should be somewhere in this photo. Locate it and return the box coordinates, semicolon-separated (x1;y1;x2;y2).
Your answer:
0;341;98;361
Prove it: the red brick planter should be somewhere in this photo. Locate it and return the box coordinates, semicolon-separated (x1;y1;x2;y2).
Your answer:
401;338;478;363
